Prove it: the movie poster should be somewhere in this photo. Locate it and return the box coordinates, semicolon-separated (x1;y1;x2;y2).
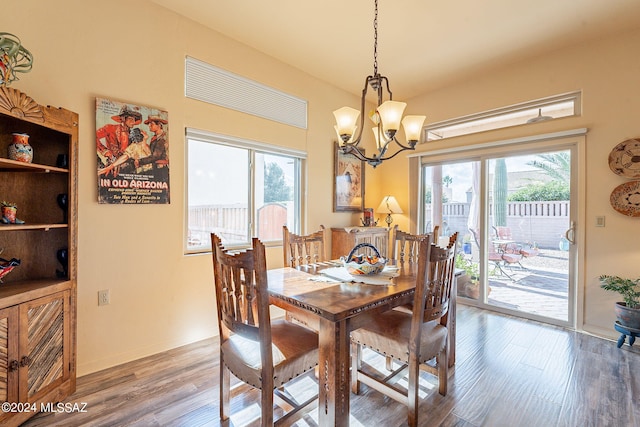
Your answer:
96;98;170;204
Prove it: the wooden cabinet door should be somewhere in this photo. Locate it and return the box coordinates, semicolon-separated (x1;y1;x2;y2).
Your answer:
0;306;19;422
18;291;70;403
352;229;388;258
332;227;390;259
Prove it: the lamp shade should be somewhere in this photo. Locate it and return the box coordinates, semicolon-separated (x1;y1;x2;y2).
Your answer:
371;127;383;150
401;115;426;142
377;101;406;136
333;106;360;140
376;195;403;214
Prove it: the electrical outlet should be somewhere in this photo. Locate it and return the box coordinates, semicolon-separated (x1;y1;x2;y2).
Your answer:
98;289;110;306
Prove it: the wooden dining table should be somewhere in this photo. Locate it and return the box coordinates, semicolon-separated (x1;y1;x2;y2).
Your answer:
267;262;457;427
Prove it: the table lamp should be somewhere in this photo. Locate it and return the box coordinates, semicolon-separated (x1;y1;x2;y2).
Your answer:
376;195;403;227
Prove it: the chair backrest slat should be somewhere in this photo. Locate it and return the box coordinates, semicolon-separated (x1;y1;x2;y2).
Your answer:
390;225;435;264
211;234;271;348
283;225;326;268
413;233;458;325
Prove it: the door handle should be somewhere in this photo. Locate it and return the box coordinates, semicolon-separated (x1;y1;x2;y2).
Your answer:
20;356;32;367
564;221;576;245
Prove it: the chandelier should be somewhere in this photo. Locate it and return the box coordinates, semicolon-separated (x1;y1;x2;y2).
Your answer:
333;0;425;168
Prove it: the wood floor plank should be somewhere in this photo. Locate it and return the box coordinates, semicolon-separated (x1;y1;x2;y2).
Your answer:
21;305;639;427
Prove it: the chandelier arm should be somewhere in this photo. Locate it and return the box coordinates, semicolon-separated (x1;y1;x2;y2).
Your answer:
340;144;369;162
375;131;415;156
341;140;411;167
379;75;393;101
355;74;373;144
388;136;417;150
372;144;413;162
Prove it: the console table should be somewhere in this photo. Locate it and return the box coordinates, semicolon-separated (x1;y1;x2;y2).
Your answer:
331;227;389;259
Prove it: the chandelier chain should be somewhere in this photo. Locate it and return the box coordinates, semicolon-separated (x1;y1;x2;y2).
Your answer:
373;0;378;76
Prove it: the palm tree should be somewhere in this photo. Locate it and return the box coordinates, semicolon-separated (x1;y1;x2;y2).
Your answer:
527;152;570;183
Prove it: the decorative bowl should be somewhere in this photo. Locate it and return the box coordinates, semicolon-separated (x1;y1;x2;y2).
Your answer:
341;243;386;276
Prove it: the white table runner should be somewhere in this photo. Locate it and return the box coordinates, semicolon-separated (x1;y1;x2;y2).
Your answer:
319;266;399;285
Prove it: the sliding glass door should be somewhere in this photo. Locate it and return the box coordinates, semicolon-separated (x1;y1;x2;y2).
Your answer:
422;146;576;327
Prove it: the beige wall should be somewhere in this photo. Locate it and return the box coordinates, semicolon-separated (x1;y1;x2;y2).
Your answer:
3;0;638;375
377;27;640;340
1;0;369;375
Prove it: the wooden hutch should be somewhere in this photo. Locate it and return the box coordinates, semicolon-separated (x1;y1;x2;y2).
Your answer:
0;87;78;426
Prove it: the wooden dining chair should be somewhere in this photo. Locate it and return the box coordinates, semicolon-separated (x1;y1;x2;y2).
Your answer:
389;225;439;264
281;225;327;330
351;233;458;427
282;225;326;268
211;233;319;426
387;226;437;368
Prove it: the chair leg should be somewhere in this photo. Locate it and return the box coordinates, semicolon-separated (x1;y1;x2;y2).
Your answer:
261;385;274;426
385;356;393;371
351;341;361;394
220;354;230;421
436;345;448;396
407;355;420;427
493;261;515;281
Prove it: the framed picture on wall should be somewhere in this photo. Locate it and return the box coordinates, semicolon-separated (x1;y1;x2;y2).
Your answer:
96;97;170;204
334;142;365;212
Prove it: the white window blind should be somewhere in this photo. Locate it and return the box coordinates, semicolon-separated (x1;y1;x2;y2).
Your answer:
185;56;308;129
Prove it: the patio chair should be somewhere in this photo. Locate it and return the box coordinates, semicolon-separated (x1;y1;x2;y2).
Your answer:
211;233;319;426
490;240;524;279
494;226;539;260
470;228;523;281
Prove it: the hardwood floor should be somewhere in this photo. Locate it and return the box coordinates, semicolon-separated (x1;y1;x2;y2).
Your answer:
23;305;639;427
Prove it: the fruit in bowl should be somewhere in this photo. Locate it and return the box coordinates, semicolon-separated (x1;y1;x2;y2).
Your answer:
341;243;386;276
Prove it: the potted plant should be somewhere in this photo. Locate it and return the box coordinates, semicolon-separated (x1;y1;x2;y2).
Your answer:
455;254;480;299
599;274;640;330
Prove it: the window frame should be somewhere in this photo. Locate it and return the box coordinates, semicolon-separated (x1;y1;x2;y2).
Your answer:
423;91;581;142
185;128;305;254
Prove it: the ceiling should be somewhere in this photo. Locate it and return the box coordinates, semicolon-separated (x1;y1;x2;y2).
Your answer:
149;0;640;99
